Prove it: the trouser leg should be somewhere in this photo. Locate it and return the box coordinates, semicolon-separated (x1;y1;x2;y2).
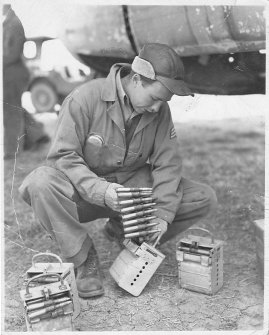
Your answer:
19;166;117;267
160;177;218;244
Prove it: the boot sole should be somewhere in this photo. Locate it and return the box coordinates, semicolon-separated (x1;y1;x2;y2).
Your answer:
78;287;105;298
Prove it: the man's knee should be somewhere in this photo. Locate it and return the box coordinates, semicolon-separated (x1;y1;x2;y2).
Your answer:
19;166;62;205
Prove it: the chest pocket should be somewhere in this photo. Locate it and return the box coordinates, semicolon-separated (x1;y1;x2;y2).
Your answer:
83;134;104;169
83;133;125;172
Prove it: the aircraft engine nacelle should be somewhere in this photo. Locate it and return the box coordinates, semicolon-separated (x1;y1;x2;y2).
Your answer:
58;5;266;95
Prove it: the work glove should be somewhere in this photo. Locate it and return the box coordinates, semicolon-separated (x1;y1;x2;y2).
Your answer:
146;217;168;245
104;183;123;212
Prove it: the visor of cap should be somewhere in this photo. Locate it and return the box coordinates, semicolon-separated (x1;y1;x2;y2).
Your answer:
156;75;194;97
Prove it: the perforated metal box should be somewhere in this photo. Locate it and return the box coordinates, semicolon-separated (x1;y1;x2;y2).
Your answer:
24;252;80;320
109;239;165;296
20;274;74;331
176;228;223;295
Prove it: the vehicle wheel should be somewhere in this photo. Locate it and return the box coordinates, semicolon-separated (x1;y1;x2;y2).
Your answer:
30;80;58;113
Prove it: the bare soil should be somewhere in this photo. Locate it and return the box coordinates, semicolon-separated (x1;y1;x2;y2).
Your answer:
3;117;265;331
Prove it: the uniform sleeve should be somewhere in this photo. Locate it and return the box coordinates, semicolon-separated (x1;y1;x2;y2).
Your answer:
149;103;183;223
46;94;110;206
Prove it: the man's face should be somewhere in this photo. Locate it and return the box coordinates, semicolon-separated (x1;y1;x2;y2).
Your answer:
130;75;173;114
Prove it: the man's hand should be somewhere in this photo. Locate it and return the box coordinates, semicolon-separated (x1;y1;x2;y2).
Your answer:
104;183;123;212
146;217;168;245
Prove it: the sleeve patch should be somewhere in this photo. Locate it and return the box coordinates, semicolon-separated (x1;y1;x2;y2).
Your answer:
170;126;176;139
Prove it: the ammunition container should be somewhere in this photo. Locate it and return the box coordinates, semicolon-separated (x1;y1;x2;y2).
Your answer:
20;253;77;331
24;252;80;320
110;240;165;296
176;228;224;295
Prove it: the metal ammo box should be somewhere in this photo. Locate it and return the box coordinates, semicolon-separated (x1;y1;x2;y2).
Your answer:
176;228;223;295
110;239;165;296
23;252;80;320
20;273;74;331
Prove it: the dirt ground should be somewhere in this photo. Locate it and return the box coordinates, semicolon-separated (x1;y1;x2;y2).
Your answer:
3;116;266;331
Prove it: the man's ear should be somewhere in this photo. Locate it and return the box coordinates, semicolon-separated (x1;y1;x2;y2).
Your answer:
132;73;142;88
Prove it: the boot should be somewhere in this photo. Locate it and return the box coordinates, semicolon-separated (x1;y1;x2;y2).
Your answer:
75;244;104;298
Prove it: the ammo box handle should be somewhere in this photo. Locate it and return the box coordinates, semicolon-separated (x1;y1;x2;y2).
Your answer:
32;252;63;268
25;273;66;295
185;227;214;243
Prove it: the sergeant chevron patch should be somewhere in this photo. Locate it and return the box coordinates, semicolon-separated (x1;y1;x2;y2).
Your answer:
170;126;176;139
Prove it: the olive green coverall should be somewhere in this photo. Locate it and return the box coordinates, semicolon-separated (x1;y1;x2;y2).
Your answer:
19;64;217;267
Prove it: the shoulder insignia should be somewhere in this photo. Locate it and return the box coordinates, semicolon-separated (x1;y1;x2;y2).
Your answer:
170;126;176;139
